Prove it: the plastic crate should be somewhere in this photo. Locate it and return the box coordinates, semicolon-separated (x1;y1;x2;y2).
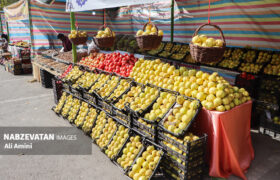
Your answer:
52;78;63;104
40;69;54;88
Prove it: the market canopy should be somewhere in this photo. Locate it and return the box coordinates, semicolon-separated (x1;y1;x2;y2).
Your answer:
66;0;161;12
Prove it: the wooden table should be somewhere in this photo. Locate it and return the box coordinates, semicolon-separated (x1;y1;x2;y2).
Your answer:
32;61;61;82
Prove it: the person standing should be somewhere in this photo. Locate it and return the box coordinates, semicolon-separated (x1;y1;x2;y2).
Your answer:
57;33;72;52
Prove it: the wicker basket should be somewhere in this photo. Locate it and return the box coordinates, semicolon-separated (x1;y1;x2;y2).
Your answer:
70;36;88;45
136;22;163;50
93;25;115;48
190;23;226;63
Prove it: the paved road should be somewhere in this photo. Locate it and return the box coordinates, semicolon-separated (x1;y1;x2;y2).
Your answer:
0;67;279;180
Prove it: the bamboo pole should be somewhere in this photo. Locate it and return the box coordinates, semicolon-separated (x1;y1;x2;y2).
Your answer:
70;12;77;64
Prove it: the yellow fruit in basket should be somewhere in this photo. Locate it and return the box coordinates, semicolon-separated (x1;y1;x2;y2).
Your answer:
205;38;215;47
142;32;149;36
158;30;163;36
199;34;208;42
71;30;77;34
146;24;152;31
105;27;110;33
192;35;201;44
215;39;224;47
151;27;157;33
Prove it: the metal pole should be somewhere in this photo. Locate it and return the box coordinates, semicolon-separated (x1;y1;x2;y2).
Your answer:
27;0;34;55
171;0;174;43
6;21;9;42
70;12;77;64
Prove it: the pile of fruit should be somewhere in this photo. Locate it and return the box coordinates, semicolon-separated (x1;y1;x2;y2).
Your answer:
96;27;115;38
158;42;173;58
114;85;142;110
96;76;120;98
223;48;232;58
82;107;98;133
61;95;74;117
68;30;87;39
54;92;67;113
67;98;80;122
231;49;244;61
170;44;189;61
80;52;138;77
107;79;131;102
273;116;280;125
271;54;280;65
256;51;271;64
242;50;256;63
89;73;110;93
74;102;89;127
162;96;200;135
239;63;263;74
105;125;129;159
143;92;176;122
263;64;280;76
117;135;143;169
129;86;160;112
79;53;104;70
63;66;83;83
218;58;240;69
192;35;224;47
72;71;100;89
130;59;251;111
91;111;108;139
184;54;197;64
128;145;162;180
136;24;163;37
96;118;117;149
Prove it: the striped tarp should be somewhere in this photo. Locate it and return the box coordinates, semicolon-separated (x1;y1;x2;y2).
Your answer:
30;0;103;53
105;0;280;51
7;20;31;43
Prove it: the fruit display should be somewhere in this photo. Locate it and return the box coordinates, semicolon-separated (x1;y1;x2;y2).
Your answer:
171;44;182;54
263;64;280;76
114;85;142;110
91;111;107;139
242;50;256;63
231;48;244;61
41;49;59;57
164;42;173;52
223;48;232;58
192;34;224;47
127;145;162;180
63;66;83;83
239;63;263;74
116;135;143;170
74;102;89;127
158;51;171;58
96;118;117;148
136;24;163;36
79;53;103;70
55;50;88;63
89;73;111;93
114;35;140;53
259;77;280;93
256;51;271;64
82;107;98;133
130;59;251;111
107;79;131;102
96;76;120;98
72;71;100;89
61;95;74;117
143;91;176;122
54;92;67;113
96;27;115;38
68;30;87;39
147;42;165;56
67;98;81;123
128;86;160;112
105;125;129;159
271;54;280;65
218;58;240;69
162;96;200;135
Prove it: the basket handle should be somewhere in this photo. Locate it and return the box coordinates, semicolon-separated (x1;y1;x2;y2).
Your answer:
192;23;226;44
142;21;158;35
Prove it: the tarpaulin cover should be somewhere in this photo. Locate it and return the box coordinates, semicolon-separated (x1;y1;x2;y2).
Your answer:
194;101;254;179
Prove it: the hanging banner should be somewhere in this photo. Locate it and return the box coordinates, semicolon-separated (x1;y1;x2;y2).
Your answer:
66;0;161;12
3;0;29;21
